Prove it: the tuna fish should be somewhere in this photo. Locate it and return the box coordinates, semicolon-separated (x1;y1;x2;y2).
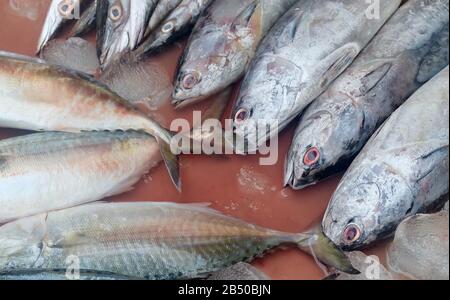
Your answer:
133;0;213;57
96;0;159;67
285;0;449;189
231;0;401;152
37;0;88;53
145;0;183;37
172;0;298;108
322;67;449;250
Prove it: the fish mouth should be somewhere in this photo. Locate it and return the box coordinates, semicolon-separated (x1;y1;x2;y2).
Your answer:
172;87;208;109
137;35;167;57
172;96;205;110
289;175;319;190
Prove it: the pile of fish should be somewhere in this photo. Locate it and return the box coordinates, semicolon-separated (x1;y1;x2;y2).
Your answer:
0;0;448;280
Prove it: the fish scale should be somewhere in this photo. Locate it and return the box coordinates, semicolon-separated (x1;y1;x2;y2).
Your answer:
0;202;357;279
43;204;287;278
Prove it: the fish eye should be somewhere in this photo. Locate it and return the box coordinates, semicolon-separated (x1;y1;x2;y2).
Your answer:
161;20;175;33
343;223;362;244
109;4;123;22
234;108;250;124
58;0;74;17
182;72;201;90
303;147;320;166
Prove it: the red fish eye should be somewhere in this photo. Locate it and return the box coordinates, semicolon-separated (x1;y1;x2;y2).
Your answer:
303;147;320;166
343;223;362;244
182;73;199;90
234;108;249;124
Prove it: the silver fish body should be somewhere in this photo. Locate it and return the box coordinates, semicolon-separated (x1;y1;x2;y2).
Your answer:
0;131;160;223
322;67;450;250
0;202;357;278
172;0;298;107
37;0;87;53
145;0;183;37
134;0;213;57
0;269;133;280
231;0;401;152
0;52;180;190
97;0;159;67
285;0;449;189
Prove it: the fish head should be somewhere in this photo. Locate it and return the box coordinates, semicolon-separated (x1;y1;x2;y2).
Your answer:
172;1;259;108
37;0;80;53
285;93;366;189
173;28;245;107
322;164;415;251
98;0;151;67
230;55;303;153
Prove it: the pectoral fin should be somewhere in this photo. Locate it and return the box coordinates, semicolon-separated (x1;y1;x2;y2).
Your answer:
231;1;261;32
320;43;361;89
358;62;392;96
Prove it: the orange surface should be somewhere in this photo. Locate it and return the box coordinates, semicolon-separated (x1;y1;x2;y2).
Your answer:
0;0;388;280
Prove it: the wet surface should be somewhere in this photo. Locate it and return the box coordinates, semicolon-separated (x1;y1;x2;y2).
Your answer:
0;0;389;280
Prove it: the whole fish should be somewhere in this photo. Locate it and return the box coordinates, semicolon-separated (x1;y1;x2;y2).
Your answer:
0;52;180;191
0;202;358;278
285;0;449;189
96;0;159;67
230;0;401;152
70;0;97;37
0;269;133;280
145;0;183;37
172;0;298;108
0;131;160;223
133;0;213;57
322;67;449;251
37;0;87;53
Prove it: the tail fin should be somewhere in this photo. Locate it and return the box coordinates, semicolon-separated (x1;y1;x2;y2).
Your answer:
295;227;360;275
155;129;181;192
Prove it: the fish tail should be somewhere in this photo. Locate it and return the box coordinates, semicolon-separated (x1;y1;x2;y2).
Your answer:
294;229;360;275
155;128;182;193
